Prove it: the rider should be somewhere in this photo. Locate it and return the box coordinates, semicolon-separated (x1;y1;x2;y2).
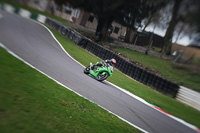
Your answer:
96;58;116;67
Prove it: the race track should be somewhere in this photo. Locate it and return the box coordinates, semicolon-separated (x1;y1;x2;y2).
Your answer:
0;11;197;133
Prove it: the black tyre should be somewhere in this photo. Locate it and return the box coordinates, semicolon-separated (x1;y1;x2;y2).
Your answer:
84;66;90;74
96;72;109;81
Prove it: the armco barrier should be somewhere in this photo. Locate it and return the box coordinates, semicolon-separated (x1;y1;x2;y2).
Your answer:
44;18;179;98
176;86;200;111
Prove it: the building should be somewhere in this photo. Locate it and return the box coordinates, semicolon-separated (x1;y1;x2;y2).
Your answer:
25;0;126;40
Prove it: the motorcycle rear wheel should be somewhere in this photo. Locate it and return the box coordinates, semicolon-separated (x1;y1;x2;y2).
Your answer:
84;66;90;74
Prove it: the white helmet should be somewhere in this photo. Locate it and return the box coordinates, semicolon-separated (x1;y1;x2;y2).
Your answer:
111;58;116;66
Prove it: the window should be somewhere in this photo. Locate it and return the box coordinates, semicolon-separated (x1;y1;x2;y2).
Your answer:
72;9;80;18
65;7;72;15
56;6;62;12
88;15;94;23
34;0;39;4
114;27;119;34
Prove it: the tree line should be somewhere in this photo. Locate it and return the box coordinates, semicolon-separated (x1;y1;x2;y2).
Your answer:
55;0;200;56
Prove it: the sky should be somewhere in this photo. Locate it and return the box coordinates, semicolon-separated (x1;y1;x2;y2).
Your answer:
145;25;190;46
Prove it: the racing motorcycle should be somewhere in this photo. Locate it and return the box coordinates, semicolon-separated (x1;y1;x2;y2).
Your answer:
84;62;113;81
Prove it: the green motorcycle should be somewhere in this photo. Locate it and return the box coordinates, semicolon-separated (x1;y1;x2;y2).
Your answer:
84;62;113;81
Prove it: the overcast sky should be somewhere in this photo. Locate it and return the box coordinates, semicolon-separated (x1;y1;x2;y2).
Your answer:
145;25;190;46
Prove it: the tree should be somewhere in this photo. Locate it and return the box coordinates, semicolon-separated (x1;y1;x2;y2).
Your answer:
161;0;183;55
55;0;124;41
161;0;200;55
54;0;162;42
142;0;167;31
117;0;167;43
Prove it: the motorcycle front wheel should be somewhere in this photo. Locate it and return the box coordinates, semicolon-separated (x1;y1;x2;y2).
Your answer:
96;72;109;81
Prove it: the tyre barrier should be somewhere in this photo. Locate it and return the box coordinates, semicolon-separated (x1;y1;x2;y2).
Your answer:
45;18;179;98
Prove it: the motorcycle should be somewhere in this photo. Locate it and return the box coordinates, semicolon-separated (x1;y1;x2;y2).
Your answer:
84;62;113;81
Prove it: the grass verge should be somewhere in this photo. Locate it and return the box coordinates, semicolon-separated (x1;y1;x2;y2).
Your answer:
113;47;200;92
48;27;200;128
0;47;142;133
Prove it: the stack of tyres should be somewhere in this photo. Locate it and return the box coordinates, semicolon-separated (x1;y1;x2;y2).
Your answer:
105;51;111;59
104;50;111;60
124;62;131;74
102;50;108;60
135;67;142;81
98;47;106;59
68;31;75;40
142;71;149;85
165;81;173;95
54;22;61;31
59;26;68;36
45;18;62;32
143;71;150;85
128;63;135;77
147;73;154;86
106;50;112;59
45;18;52;27
122;61;129;74
90;42;97;53
140;69;147;82
118;59;124;72
96;46;103;57
139;70;145;82
85;41;93;52
77;37;88;47
157;78;164;92
81;38;88;49
162;79;169;93
129;64;137;79
66;28;72;38
170;83;179;98
89;42;96;53
162;80;169;94
155;77;162;91
91;43;99;56
73;34;82;45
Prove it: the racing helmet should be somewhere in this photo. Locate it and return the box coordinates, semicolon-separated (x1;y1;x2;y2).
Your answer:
111;58;116;66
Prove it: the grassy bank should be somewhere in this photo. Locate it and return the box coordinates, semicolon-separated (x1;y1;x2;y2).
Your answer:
49;27;200;128
0;47;141;133
113;47;200;92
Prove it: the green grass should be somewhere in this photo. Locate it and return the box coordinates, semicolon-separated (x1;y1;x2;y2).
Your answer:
0;47;142;133
113;47;200;92
49;27;200;128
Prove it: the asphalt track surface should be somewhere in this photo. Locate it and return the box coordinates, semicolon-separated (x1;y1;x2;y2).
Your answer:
0;11;197;133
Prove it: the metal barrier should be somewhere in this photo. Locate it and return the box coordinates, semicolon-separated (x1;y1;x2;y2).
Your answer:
176;86;200;111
